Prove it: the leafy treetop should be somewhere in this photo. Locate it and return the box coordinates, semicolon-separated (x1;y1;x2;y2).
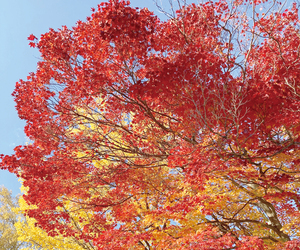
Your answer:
2;0;300;249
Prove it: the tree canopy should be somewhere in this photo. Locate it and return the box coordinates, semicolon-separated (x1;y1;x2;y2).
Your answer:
2;0;300;249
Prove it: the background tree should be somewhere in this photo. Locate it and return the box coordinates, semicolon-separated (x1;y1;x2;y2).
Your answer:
0;186;32;250
2;0;300;249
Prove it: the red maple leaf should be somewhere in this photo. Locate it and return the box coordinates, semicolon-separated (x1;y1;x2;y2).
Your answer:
27;34;37;41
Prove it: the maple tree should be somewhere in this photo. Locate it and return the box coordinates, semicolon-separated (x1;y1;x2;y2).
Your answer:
2;0;300;248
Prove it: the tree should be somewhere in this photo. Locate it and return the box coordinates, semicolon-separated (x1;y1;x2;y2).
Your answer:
0;186;31;250
2;0;300;248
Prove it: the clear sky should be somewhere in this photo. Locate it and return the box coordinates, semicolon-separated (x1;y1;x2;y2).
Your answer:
0;0;194;196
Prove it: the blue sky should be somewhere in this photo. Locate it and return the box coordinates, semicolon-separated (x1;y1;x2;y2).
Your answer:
0;0;194;196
